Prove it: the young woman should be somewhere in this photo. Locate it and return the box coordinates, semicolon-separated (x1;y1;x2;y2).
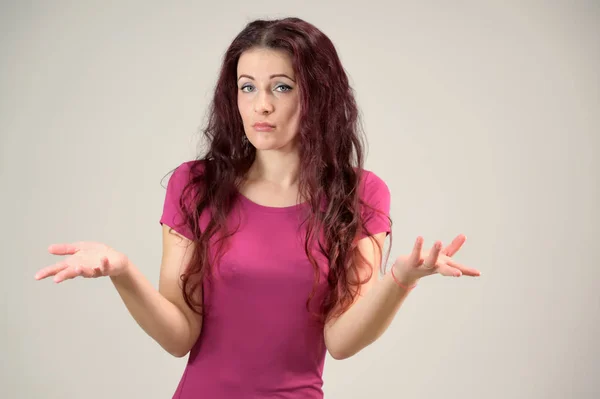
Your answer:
35;17;480;399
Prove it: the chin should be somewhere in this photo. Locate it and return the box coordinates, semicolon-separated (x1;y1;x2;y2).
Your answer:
252;142;286;151
248;136;292;151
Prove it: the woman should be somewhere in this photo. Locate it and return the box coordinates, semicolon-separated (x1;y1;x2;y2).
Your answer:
35;17;480;398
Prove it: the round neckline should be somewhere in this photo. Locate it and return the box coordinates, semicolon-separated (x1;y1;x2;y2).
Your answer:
236;191;309;214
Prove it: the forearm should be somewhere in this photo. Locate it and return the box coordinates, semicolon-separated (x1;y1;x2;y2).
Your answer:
110;261;194;357
325;270;416;360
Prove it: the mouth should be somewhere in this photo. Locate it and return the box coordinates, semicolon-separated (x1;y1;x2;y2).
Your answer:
253;122;275;131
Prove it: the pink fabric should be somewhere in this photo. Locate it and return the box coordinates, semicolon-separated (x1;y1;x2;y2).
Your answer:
159;160;391;398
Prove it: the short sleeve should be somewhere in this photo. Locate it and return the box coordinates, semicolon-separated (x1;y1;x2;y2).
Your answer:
159;161;196;240
358;170;391;240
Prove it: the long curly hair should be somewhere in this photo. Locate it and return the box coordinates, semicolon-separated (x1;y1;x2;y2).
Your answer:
169;17;392;324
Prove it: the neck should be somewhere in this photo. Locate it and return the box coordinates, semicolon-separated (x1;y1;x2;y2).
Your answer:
248;149;300;187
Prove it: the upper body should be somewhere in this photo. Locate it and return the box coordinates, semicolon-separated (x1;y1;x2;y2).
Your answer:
159;159;391;398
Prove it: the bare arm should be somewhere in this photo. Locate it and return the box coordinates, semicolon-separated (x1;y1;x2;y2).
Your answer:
324;232;411;360
110;224;202;357
325;234;479;360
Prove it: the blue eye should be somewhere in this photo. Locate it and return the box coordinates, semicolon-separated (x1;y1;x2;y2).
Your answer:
275;84;292;92
239;84;292;93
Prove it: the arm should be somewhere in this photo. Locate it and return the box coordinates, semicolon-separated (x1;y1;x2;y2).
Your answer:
324;232;479;360
110;224;202;358
324;232;413;360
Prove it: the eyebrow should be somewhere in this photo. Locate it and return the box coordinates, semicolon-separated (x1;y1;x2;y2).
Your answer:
237;74;296;82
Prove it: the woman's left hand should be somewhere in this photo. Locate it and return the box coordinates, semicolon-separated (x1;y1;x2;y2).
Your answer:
392;235;480;286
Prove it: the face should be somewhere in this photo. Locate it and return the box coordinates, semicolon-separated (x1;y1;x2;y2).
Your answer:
236;47;301;152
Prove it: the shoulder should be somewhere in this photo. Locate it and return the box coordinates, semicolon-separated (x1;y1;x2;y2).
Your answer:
356;168;390;201
173;159;206;176
162;159;209;207
354;168;392;238
167;159;206;185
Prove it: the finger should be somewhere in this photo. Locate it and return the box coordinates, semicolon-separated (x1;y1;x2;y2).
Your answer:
54;265;82;283
98;256;109;275
409;237;424;267
48;243;81;256
447;259;481;276
437;263;462;277
89;258;107;278
442;234;466;257
77;265;98;278
35;263;69;280
86;257;109;278
424;241;442;269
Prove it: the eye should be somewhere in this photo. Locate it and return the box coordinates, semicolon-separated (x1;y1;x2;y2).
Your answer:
240;84;254;93
274;84;292;92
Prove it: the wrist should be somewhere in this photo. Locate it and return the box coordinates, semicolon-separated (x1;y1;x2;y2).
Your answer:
110;257;133;282
390;265;419;290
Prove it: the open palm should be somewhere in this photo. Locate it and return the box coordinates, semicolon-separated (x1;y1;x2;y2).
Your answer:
35;241;129;283
392;235;480;284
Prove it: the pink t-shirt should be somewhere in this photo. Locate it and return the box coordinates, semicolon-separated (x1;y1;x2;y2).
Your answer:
159;160;391;398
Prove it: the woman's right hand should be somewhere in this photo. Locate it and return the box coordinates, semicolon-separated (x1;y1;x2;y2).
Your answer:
35;241;130;283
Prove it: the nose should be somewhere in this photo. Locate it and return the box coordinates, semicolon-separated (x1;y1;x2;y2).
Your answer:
254;91;274;114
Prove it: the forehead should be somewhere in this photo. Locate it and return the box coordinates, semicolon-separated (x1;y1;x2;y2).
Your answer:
237;48;295;77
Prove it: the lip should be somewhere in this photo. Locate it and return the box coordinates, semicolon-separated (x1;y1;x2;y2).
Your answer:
253;122;275;128
253;122;275;131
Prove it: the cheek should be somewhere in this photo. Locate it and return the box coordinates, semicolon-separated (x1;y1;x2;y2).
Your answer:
287;106;301;133
282;101;300;126
237;97;251;122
